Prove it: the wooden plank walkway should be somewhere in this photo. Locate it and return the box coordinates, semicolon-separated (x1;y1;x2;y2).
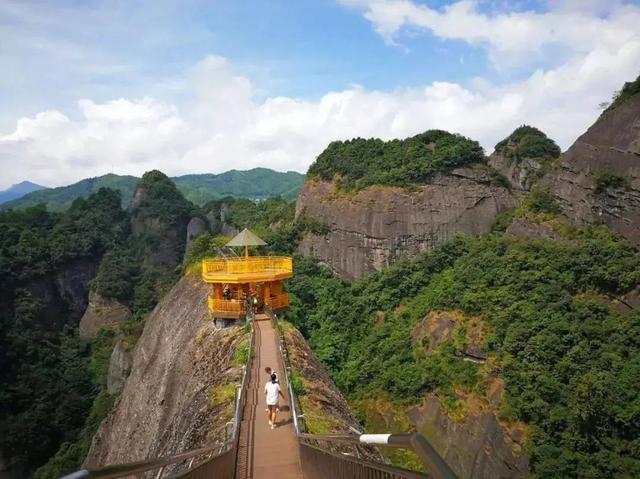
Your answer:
235;316;303;479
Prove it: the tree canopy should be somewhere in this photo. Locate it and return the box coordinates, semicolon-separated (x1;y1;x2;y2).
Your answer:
285;226;640;478
307;130;485;190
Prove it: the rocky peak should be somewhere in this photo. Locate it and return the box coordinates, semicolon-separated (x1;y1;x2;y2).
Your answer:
550;75;640;244
489;125;561;191
129;170;197;268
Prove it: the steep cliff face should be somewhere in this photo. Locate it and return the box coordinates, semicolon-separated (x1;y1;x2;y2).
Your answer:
79;291;132;338
409;311;528;478
85;274;246;469
409;384;529;479
550;88;640;243
106;338;133;395
296;167;518;280
25;257;99;329
184;217;207;260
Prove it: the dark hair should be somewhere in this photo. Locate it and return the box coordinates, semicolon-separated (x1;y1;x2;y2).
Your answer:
271;373;277;383
265;367;272;373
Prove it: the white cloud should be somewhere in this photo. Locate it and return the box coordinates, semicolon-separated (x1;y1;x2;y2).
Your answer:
339;0;640;65
1;1;639;189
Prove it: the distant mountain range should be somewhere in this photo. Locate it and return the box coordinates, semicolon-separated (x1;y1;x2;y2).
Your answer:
0;168;305;211
0;181;46;204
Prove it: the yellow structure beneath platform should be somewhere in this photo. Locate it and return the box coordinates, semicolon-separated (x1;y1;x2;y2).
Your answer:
201;229;293;319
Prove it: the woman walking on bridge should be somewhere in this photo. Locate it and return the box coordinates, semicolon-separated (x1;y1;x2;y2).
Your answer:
265;373;284;429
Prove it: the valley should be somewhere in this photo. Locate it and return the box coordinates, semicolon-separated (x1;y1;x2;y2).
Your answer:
0;75;639;479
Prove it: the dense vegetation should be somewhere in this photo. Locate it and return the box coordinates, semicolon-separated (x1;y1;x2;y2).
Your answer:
307;130;485;190
1;174;139;212
2;168;304;211
285;223;640;477
494;125;561;162
0;190;128;477
0;171;211;478
93;171;198;313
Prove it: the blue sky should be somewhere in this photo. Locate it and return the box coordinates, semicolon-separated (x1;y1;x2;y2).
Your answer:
1;0;639;187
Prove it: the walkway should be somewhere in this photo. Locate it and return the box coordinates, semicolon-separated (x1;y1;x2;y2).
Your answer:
235;315;303;479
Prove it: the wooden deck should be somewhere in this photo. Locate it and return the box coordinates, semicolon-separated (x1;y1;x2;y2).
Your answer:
235;319;303;479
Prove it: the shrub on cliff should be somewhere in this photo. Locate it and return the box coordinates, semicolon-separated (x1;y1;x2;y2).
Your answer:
605;73;640;113
307;130;485;190
594;171;631;194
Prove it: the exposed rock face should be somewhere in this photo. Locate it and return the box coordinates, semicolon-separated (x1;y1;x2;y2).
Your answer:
550;93;640;244
79;291;132;338
407;311;528;478
85;275;245;469
409;385;529;479
297;167;518;280
412;311;487;362
607;287;640;314
55;257;99;319
106;338;133;395
488;125;560;191
185;217;207;259
489;153;544;191
282;322;380;461
25;257;98;329
505;218;562;241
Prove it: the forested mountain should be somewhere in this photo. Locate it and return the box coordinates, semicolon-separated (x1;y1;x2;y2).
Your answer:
173;168;304;204
3;75;639;479
0;172;205;478
0;181;46;204
1;174;139;212
2;168;304;212
287;74;640;478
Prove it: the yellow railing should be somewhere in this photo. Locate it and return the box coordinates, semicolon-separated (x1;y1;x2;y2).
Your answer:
208;297;245;313
203;256;293;275
265;293;289;310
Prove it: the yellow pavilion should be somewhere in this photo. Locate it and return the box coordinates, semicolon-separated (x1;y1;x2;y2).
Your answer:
201;228;293;319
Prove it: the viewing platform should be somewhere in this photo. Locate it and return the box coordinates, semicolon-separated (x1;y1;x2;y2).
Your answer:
201;229;293;320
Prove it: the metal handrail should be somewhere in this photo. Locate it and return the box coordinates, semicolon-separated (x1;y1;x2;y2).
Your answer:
268;309;303;434
268;310;458;479
60;442;233;479
62;313;256;479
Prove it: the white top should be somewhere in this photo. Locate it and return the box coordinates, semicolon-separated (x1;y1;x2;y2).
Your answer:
264;381;281;406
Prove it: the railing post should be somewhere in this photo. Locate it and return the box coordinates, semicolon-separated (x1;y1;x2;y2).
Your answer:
407;433;457;479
